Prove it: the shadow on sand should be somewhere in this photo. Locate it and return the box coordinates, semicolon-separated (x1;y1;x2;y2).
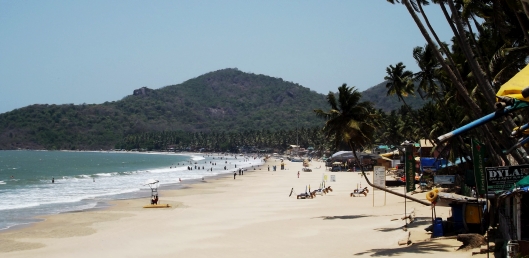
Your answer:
318;215;369;220
374;216;432;232
355;240;459;256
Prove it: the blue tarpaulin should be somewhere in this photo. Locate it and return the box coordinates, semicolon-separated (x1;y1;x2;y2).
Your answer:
440;156;471;168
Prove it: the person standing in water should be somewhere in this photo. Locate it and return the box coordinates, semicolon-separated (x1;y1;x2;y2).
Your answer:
52;177;55;183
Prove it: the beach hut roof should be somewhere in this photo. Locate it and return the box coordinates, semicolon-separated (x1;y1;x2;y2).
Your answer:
330;151;381;160
331;151;353;159
512;176;529;190
380;150;400;157
497;176;529;198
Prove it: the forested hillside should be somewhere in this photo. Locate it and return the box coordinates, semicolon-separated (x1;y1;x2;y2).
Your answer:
360;81;428;113
0;69;331;150
0;68;421;151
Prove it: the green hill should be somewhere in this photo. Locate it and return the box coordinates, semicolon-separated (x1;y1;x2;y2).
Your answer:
360;81;428;112
0;69;329;150
0;68;422;150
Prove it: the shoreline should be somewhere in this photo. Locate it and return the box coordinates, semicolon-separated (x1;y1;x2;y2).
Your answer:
0;157;485;257
0;151;264;233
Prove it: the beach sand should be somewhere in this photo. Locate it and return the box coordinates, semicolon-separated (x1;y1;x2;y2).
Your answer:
0;157;487;257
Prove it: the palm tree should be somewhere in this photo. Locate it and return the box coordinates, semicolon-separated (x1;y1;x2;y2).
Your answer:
314;84;429;205
413;44;441;101
388;0;527;165
385;62;416;107
385;62;436;145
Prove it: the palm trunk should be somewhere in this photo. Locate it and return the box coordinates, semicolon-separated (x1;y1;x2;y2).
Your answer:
446;0;497;107
402;0;483;119
404;0;526;165
417;2;464;83
399;96;436;147
349;141;430;206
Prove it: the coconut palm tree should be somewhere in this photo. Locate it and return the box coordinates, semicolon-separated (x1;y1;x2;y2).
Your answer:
388;0;527;165
314;84;429;205
385;62;416;107
385;62;438;146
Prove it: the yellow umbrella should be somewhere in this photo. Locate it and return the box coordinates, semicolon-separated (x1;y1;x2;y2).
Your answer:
496;64;529;102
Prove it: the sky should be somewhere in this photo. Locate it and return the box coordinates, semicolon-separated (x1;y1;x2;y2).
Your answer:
0;1;455;114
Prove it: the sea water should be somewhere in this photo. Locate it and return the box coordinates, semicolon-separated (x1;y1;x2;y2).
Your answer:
0;150;263;231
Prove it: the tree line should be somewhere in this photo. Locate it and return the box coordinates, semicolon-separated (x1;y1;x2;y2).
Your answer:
115;127;331;154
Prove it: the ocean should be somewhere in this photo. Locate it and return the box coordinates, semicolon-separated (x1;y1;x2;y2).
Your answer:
0;150;263;231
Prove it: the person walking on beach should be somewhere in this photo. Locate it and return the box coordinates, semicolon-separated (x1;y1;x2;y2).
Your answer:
297;171;300;178
268;165;270;171
233;172;236;179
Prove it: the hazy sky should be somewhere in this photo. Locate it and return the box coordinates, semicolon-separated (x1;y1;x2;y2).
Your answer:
0;1;454;114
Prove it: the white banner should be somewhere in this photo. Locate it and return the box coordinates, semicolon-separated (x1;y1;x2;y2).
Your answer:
373;166;386;188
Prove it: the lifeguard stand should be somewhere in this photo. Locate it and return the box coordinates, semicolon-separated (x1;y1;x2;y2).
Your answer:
144;179;159;199
142;179;171;208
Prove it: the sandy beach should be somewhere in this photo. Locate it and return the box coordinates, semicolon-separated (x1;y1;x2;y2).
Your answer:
0;157;487;257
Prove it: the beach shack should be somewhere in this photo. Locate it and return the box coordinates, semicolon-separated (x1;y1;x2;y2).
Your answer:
496;175;529;256
434;192;488;235
287;145;300;156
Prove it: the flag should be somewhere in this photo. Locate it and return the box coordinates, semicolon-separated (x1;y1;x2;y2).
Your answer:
472;138;486;194
405;148;416;192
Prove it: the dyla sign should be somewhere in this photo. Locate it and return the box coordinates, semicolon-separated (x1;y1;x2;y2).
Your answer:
486;165;529;191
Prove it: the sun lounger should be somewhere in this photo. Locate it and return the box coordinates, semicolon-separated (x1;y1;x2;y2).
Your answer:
297;192;312;199
350;187;369;197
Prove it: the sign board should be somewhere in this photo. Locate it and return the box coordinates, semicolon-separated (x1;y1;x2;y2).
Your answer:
373;166;386;188
486;165;529;191
434;175;455;185
330;175;336;182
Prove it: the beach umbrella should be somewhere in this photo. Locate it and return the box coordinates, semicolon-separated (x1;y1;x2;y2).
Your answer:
496;64;529;102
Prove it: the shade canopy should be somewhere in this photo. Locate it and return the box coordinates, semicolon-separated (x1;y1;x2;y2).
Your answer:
511;175;529;190
496;64;529;102
331;151;354;159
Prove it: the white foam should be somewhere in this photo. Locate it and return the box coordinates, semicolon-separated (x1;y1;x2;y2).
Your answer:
190;155;205;161
95;173;113;177
0;153;266;221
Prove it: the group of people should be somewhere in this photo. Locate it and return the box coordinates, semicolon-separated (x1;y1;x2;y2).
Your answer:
234;168;245;179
